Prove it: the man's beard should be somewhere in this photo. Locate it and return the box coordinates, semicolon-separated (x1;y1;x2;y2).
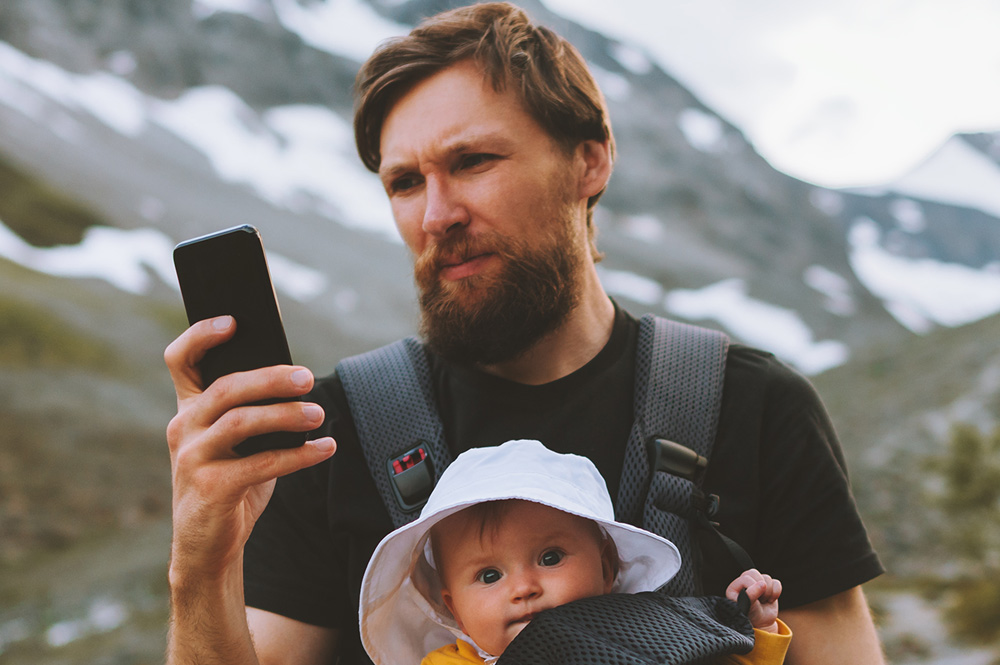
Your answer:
414;223;582;367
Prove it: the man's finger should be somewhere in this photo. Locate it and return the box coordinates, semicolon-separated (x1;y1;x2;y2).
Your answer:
165;316;236;401
202;400;326;459
188;365;316;431
230;437;337;489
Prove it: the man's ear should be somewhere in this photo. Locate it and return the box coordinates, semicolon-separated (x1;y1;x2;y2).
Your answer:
576;139;613;201
601;536;619;594
441;589;466;633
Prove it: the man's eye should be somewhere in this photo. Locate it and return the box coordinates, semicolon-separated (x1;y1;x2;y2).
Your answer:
477;568;502;584
458;153;494;170
389;175;421;193
540;550;563;567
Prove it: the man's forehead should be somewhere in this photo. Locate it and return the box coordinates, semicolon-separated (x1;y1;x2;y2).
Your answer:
377;61;529;161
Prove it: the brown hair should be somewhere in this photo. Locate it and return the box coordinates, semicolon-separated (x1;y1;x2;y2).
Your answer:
353;2;614;259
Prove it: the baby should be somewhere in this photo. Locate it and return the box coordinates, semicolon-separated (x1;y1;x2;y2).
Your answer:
359;440;791;664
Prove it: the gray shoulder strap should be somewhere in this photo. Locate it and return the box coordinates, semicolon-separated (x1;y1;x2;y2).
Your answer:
614;314;729;596
338;314;729;566
336;337;452;529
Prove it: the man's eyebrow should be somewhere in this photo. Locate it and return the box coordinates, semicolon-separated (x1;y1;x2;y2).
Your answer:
378;162;411;182
447;132;516;155
379;131;517;180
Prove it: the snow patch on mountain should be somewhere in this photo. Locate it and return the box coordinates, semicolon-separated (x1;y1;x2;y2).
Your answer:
542;0;1000;190
888;198;926;233
848;218;1000;333
598;266;848;374
0;42;146;137
803;265;856;316
192;0;412;62
859;136;1000;221
598;266;663;307
154;87;394;236
193;0;272;21
270;0;410;63
609;41;653;76
587;63;631;102
0;40;397;240
0;219;327;301
664;278;849;375
0;221;176;294
678;108;727;154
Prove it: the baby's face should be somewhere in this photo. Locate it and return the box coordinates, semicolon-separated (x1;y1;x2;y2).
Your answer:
434;500;615;656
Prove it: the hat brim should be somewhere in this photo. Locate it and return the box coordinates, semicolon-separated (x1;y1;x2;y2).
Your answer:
359;493;680;665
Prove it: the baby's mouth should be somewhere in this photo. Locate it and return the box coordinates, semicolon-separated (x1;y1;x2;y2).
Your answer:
509;612;536;626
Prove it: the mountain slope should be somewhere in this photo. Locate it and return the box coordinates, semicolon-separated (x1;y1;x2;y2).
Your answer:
1;1;999;662
814;311;1000;575
0;0;930;372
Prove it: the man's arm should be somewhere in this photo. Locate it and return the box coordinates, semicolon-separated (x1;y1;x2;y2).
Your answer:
247;608;339;665
780;586;884;665
164;316;337;665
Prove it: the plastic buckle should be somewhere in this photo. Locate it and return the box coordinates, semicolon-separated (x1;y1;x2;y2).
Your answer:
387;443;434;513
691;486;722;522
647;437;708;482
705;492;721;519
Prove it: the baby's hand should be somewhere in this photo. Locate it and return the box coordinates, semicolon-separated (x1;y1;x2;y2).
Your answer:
726;569;781;633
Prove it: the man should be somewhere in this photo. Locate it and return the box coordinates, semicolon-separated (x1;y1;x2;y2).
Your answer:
164;3;885;664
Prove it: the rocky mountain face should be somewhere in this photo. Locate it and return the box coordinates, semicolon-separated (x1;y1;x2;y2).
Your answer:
0;0;922;352
1;0;998;662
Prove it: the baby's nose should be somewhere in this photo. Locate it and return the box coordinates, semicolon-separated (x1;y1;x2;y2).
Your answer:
510;569;542;602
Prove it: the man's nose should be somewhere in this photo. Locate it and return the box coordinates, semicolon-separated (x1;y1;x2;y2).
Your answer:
422;175;469;237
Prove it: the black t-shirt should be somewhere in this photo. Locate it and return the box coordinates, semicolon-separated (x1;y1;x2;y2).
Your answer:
244;307;883;662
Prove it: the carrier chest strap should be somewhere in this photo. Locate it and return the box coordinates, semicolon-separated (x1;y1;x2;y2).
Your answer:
337;314;729;566
337;337;451;528
614;314;729;597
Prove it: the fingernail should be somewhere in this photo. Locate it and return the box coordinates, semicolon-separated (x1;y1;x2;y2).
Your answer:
302;403;324;420
291;369;312;388
213;315;233;331
310;437;336;453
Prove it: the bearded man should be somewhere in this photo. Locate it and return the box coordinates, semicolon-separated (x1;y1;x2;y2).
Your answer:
163;4;885;665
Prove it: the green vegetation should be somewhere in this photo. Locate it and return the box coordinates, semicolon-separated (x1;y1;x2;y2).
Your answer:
0;295;116;370
0;154;102;247
924;423;1000;654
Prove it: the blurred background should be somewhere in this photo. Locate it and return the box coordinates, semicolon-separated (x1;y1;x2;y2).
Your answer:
1;0;999;663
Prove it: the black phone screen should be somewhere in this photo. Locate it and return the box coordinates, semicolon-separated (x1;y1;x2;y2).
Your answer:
173;224;305;455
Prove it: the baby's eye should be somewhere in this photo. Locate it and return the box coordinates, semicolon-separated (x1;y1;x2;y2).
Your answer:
477;568;502;584
540;550;564;567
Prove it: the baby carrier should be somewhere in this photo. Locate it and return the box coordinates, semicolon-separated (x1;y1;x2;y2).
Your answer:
338;315;757;664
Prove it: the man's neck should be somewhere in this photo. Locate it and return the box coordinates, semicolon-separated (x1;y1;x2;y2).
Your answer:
480;273;615;385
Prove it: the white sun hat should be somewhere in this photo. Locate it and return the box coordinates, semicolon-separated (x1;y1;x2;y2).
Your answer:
358;439;681;665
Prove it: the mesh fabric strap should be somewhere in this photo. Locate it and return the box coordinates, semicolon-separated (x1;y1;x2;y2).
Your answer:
339;315;728;544
615;315;729;596
498;593;753;665
336;337;453;528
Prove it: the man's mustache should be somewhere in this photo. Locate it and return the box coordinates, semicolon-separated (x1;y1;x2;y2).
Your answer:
415;232;508;279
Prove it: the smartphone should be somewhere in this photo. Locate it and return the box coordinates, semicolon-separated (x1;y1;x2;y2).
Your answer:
173;224;306;456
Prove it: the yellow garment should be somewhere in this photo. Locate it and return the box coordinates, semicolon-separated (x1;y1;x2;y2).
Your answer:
724;620;793;665
421;620;792;665
421;639;485;665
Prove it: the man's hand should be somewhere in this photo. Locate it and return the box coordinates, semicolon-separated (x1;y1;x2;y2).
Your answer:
163;315;337;664
727;568;782;633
